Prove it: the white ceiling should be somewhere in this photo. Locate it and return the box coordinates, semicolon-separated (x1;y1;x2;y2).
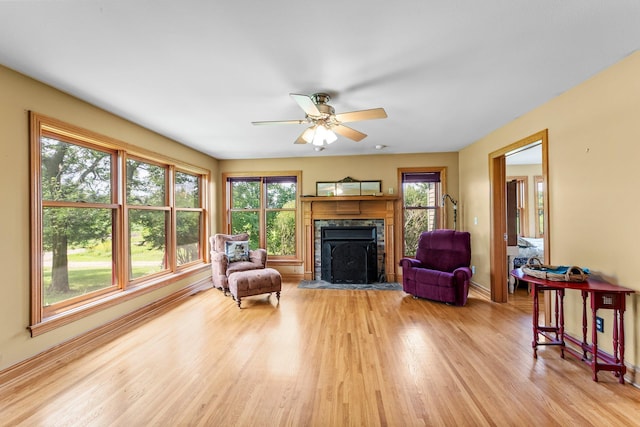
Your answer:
1;1;639;160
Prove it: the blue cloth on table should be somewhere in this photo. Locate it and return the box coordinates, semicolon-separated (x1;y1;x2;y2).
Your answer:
539;266;590;274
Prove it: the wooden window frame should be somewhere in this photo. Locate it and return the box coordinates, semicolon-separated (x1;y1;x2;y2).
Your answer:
398;167;447;257
533;175;544;238
223;171;302;264
29;112;209;336
506;176;529;237
174;169;206;269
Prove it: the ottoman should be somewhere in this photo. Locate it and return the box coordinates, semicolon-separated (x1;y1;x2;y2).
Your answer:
228;268;282;308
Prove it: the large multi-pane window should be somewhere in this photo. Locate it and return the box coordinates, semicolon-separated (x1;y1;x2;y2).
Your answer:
30;113;208;335
40;136;118;309
175;171;203;266
226;174;299;258
126;158;169;280
400;168;445;257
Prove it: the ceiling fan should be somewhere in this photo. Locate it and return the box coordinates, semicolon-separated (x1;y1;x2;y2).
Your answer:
251;93;387;147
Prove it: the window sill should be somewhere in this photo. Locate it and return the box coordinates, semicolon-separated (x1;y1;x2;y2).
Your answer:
266;258;303;266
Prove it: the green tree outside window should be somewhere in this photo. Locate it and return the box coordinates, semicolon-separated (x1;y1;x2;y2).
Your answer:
229;176;297;256
402;172;441;257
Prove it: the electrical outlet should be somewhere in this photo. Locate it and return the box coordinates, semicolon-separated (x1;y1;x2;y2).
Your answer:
388;187;394;194
596;316;604;333
471;266;476;275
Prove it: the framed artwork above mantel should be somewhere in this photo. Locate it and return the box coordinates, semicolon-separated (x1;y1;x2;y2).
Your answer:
316;176;382;197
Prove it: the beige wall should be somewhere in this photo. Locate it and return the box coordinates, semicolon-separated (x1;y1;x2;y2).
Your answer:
0;65;220;371
459;51;640;368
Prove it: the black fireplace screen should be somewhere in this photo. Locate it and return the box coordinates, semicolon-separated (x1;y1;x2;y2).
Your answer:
321;226;377;284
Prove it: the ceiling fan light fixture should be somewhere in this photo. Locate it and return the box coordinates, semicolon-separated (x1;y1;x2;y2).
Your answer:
301;125;317;143
324;129;337;144
311;124;337;146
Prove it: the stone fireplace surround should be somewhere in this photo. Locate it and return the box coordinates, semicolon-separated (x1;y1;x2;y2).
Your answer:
301;195;398;282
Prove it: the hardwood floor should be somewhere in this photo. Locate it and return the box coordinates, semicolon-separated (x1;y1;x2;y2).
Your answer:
1;282;639;426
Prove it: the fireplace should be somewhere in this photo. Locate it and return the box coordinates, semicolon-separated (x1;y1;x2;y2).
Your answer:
321;226;377;284
301;195;397;282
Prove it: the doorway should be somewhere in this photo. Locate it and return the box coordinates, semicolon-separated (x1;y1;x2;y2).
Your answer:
489;130;550;303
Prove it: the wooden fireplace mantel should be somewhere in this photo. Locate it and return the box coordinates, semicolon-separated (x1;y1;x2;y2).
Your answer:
301;195;398;281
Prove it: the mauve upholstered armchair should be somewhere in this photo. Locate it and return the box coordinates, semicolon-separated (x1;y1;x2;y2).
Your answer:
210;233;267;294
399;230;472;306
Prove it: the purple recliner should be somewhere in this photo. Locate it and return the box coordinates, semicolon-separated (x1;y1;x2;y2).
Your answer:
399;230;472;306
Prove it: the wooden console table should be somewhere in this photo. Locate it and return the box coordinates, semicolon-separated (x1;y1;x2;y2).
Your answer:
511;269;635;384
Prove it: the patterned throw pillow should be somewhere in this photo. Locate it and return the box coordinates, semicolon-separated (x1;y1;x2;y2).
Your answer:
225;240;250;262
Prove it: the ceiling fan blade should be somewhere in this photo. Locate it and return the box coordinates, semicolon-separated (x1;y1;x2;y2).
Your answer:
335;108;387;123
333;124;367;142
294;128;310;144
290;93;321;116
251;119;306;126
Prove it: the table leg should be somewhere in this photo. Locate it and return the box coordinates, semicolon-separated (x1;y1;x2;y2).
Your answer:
532;283;539;358
613;308;620;379
619;308;626;384
581;291;588;360
592;305;599;382
558;289;565;359
554;290;559;340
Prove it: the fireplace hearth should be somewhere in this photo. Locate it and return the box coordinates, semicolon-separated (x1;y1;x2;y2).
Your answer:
321;226;377;284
